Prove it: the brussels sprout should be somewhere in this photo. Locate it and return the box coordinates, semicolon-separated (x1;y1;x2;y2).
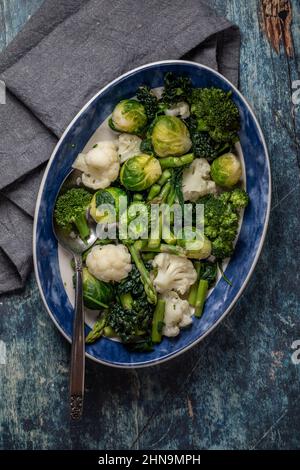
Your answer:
90;187;127;223
177;227;212;259
151;115;192;157
120;201;149;240
82;268;113;309
210;153;242;188
109;99;147;135
120;154;162;191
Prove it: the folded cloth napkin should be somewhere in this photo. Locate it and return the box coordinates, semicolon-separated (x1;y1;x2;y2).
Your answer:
0;0;240;294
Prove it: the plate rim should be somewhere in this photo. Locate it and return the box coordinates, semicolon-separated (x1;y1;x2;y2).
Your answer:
33;59;272;369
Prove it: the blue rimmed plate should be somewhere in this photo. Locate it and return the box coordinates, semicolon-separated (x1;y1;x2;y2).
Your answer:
33;60;271;368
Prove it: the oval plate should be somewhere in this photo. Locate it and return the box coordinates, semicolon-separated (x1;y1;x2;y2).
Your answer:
34;60;271;368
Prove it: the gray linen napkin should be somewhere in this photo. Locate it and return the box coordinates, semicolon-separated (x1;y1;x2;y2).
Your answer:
0;0;240;294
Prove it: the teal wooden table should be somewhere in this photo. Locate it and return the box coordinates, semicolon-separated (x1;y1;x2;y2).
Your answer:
0;0;300;450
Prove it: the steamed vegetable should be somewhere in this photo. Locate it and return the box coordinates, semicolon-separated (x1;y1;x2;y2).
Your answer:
107;293;153;345
120;201;149;240
72;142;120;190
151;115;192;157
151;298;166;343
86;313;107;344
182;157;216;202
210;153;242;188
82;268;113;309
118;134;142;163
161;291;193;337
109;99;147;135
177;227;212;259
120;154;162;191
90;187;127;223
194;262;218;317
86;244;132;282
165;102;190;119
187;117;230;161
54;188;92;240
152;253;197;295
198;190;249;259
136;85;160;120
227;188;249;209
159;152;194;169
65;72;250;350
125;240;157;304
161;72;192;106
190;88;240;143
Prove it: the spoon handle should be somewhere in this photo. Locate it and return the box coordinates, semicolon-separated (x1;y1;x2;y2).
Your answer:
69;254;85;420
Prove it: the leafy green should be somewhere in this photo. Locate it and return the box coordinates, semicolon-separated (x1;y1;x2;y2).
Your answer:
140;138;154;154
187;116;231;161
136;85;159;121
117;263;152;297
161;72;192;105
199;262;218;287
107;292;153;344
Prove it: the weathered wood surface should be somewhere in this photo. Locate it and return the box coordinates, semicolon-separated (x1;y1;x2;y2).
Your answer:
0;0;300;450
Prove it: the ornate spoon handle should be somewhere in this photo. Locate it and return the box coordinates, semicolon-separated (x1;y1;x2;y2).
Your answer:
69;254;85;420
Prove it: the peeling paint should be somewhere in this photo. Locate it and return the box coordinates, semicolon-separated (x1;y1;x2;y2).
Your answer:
260;0;294;56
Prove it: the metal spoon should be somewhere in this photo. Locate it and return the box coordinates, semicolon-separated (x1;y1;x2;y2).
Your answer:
52;169;97;420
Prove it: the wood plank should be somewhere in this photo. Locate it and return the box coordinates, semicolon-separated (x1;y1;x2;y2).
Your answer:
0;0;44;51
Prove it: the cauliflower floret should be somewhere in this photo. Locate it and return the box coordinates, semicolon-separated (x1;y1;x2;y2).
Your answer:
182;158;217;202
162;291;193;337
72;141;120;190
86;244;131;283
152;253;197;295
118;134;142;163
165;101;190;120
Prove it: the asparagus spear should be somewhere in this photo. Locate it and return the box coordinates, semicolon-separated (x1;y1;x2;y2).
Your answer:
188;261;201;306
141;243;186;256
85;313;107;344
159;153;194;169
127;241;157;304
151;298;166;343
147;184;161;201
157;169;172;186
194;279;209;318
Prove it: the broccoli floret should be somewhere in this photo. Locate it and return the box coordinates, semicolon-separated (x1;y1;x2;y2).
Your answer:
229;188;249;209
54;188;92;240
198;190;248;259
191;88;240;143
136;85;159;121
211;238;234;259
187;117;231;161
161;72;192;105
